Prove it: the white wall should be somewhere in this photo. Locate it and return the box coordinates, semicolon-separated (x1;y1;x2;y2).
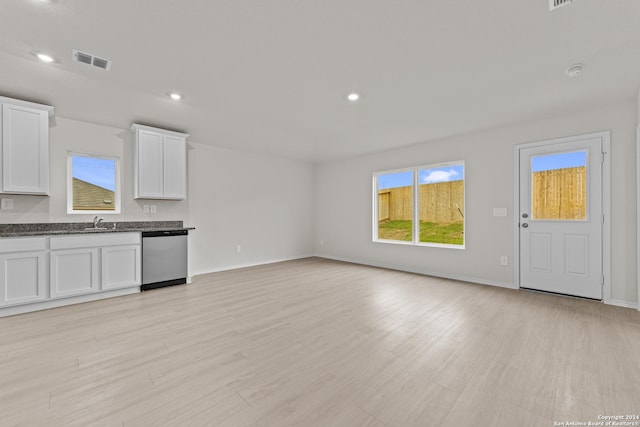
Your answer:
0;116;315;276
315;99;638;306
187;143;315;275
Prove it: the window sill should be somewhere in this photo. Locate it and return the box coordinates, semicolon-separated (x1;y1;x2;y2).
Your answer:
373;239;465;250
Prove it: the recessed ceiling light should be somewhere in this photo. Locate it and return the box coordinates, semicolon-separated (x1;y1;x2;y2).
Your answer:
347;93;360;102
169;93;183;101
36;53;54;63
565;64;584;77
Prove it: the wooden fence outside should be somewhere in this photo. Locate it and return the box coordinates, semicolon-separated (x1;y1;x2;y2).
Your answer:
378;180;464;223
377;166;586;223
532;166;586;220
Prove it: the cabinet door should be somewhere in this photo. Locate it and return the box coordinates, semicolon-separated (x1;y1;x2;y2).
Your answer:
162;135;186;199
0;252;47;307
102;245;141;290
50;248;99;298
2;104;49;194
136;130;164;198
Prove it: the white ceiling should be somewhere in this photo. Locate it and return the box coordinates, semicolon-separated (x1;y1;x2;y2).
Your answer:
2;0;639;162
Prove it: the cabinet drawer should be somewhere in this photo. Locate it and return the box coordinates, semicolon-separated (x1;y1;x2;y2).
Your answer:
50;232;140;250
0;237;47;253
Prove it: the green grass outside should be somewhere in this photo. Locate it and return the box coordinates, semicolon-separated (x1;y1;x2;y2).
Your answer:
378;220;464;245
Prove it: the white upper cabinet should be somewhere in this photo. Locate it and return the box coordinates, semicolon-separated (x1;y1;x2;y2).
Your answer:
131;124;188;200
136;129;165;198
0;97;54;195
162;135;187;199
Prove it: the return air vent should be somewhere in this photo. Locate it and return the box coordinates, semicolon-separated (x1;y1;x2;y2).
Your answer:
549;0;574;11
72;49;111;70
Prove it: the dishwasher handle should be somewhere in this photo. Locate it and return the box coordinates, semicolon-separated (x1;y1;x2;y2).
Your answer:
142;230;188;238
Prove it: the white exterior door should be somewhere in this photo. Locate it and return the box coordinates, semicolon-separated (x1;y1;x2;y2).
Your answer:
518;134;605;299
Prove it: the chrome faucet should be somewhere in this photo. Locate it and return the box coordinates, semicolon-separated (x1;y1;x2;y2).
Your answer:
93;216;104;228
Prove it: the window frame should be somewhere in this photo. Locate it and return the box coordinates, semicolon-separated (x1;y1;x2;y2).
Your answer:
372;161;465;249
67;152;121;215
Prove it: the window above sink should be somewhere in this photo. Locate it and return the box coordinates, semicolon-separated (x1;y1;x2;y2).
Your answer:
67;152;121;214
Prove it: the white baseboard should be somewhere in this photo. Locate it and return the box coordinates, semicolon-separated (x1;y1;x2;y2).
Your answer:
608;299;639;310
317;255;640;309
0;287;140;318
316;255;517;290
192;254;640;310
192;254;315;277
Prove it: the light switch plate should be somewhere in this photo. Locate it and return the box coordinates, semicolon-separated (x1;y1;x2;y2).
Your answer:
493;207;507;217
1;199;14;210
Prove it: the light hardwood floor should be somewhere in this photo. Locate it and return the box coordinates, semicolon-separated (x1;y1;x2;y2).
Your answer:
1;257;639;427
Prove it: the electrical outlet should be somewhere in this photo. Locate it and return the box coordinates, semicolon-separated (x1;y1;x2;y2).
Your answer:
500;256;508;266
143;205;150;213
236;245;241;253
1;198;14;210
150;205;157;214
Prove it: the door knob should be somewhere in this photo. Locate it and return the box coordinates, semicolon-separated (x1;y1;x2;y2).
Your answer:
522;213;528;218
522;223;528;228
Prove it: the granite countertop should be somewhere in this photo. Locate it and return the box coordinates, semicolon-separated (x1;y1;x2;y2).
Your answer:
0;221;195;237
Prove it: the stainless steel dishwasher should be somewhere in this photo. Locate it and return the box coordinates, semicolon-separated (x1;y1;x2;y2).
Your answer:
141;230;188;291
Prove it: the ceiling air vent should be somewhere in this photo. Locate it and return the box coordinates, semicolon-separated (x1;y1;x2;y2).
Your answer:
549;0;574;11
72;49;112;70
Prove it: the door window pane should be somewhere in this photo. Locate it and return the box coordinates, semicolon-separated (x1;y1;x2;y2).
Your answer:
377;171;413;241
417;164;464;245
531;151;586;220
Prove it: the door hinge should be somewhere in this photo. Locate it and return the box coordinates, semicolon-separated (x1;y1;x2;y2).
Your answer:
601;214;605;224
601;152;605;163
601;275;605;286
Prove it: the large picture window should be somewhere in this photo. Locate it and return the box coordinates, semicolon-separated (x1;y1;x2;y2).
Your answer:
374;162;464;248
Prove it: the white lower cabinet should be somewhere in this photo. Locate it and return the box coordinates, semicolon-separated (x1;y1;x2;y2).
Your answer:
0;238;47;307
102;245;141;290
49;233;141;298
0;233;142;315
50;247;99;298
